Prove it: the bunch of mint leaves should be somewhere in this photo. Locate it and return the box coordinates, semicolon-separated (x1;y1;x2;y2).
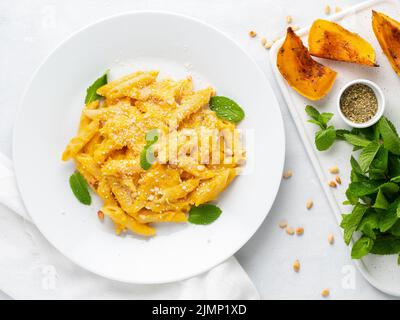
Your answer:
306;105;400;263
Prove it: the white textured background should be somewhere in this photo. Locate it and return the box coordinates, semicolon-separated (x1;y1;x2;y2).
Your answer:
0;0;397;299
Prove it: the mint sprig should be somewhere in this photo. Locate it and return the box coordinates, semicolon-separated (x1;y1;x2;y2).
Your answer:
209;96;245;123
188;204;222;225
69;171;91;205
85;70;108;104
140;129;159;170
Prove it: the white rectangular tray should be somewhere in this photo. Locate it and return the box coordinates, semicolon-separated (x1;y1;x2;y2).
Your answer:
270;0;400;296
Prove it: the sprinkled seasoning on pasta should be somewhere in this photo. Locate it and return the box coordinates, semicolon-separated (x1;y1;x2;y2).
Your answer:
62;70;245;236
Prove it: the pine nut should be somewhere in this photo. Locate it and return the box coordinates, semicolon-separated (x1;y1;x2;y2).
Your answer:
97;210;105;222
324;5;331;15
293;259;300;272
261;37;267;46
335;6;342;13
286;15;293;24
321;288;330;297
296;227;304;236
328;181;337;188
283;170;293;179
264;42;273;49
329;166;339;174
306;200;313;210
279;220;288;228
286;226;295;235
328;233;334;245
249;30;257;37
335;176;341;185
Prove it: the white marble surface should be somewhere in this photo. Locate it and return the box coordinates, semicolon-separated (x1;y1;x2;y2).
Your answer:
0;0;396;299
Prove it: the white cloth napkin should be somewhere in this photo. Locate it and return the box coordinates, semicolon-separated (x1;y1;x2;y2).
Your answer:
0;153;259;300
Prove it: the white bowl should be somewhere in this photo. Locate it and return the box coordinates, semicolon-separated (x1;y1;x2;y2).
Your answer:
337;79;385;128
13;11;285;284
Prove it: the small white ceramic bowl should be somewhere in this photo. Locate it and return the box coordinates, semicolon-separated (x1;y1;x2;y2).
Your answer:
337;79;385;128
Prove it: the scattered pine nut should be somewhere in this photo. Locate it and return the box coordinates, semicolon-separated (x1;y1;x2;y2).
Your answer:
335;176;342;185
296;226;304;236
279;220;288;228
286;15;293;24
329;166;339;174
293;259;300;272
261;37;267;46
264;42;273;49
328;233;335;245
249;30;257;38
335;6;342;13
97;210;105;222
306;200;313;210
290;25;300;31
286;226;295;235
324;5;331;15
283;170;293;179
328;181;337;188
321;288;330;297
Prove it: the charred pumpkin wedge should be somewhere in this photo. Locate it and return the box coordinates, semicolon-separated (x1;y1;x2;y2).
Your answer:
372;11;400;76
308;19;377;67
277;27;337;101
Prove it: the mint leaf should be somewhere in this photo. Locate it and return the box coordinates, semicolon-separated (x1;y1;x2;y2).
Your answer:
373;190;389;210
188;204;222;225
145;129;159;144
378;117;400;155
370;234;400;255
305;105;320;121
340;204;368;245
69;171;91;205
348;180;383;197
209;96;244;123
390;220;400;236
358;210;379;239
359;141;381;173
335;129;351;140
315;126;336;151
85;71;108;104
343;134;371;147
351;236;374;259
379;200;400;232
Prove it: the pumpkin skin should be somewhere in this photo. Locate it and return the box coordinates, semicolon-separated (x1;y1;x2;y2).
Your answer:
308;19;377;67
277;27;337;101
372;10;400;76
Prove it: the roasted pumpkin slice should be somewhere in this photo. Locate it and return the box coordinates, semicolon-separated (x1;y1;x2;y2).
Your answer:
308;19;377;67
277;27;337;101
372;11;400;76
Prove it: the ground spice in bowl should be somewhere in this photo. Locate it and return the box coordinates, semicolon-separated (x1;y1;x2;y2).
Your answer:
339;83;378;123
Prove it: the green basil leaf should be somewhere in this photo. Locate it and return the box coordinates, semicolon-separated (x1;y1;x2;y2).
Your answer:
188;204;222;225
69;171;91;205
209;96;244;123
307;119;324;129
85;71;108;104
351;236;374;259
378;117;400;155
315;127;336;151
359;141;381;173
343;134;371;147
